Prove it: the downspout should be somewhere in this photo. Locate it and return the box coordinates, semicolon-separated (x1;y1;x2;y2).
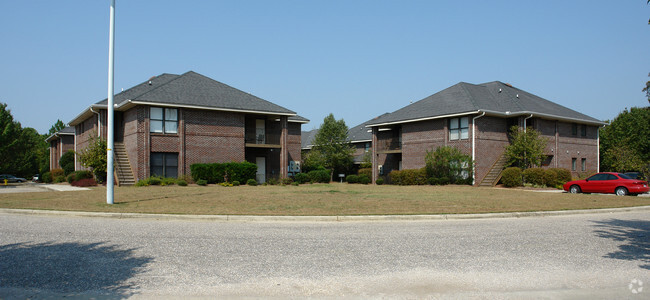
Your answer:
523;114;533;132
472;111;486;185
90;107;102;137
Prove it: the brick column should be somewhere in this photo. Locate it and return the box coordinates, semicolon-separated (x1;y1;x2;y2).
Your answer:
280;116;288;179
371;126;378;184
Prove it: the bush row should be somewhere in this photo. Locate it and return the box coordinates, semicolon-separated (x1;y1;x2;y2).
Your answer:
345;174;371;184
136;176;188;187
501;167;572;188
190;162;257;184
388;168;474;186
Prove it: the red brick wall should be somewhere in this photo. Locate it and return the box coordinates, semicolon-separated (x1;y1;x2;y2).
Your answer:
183;109;245;174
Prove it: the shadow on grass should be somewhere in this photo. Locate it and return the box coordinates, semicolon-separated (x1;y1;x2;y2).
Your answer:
593;219;650;270
0;242;153;297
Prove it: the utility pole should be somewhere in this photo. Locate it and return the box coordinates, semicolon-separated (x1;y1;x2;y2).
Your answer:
106;0;115;204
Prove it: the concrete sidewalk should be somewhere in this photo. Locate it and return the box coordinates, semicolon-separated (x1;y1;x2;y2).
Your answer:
41;184;91;192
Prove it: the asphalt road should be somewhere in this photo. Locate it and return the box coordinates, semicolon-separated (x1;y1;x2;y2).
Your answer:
0;211;648;299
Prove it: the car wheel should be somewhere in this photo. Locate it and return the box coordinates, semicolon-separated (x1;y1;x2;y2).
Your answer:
569;185;581;194
615;187;628;196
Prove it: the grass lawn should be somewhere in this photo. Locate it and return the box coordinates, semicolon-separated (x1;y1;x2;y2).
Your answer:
1;183;649;216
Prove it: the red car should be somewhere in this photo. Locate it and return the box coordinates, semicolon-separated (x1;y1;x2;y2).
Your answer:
563;172;650;196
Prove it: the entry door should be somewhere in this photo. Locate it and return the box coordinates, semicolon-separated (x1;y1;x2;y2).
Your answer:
256;119;265;144
256;157;266;183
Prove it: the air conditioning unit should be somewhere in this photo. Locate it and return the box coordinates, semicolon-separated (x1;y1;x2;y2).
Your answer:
289;161;301;173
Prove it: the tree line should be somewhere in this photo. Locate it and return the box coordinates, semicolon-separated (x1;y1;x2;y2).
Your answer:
0;102;64;178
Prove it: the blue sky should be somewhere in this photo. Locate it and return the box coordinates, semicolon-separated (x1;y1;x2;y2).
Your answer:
1;1;649;134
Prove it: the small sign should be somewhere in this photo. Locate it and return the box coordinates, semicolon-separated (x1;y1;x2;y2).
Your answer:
338;174;345;178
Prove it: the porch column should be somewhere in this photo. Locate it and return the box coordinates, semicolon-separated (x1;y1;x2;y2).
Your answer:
280;116;288;179
371;126;378;184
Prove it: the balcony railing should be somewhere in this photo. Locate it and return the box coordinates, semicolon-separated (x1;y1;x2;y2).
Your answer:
245;133;281;147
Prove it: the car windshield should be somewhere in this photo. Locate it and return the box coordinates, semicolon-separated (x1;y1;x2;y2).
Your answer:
618;173;633;179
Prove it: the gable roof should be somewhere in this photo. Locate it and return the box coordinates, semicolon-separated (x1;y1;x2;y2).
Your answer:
367;81;605;127
71;71;307;125
45;126;75;142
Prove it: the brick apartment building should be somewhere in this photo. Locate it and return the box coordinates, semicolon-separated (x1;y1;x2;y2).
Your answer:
366;81;606;186
46;126;75;170
50;71;307;185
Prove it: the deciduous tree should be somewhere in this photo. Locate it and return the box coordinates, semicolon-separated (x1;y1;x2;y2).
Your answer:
311;113;354;180
504;126;548;169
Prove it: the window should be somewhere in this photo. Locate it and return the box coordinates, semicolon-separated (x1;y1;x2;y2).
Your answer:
581;158;586;171
150;107;178;134
449;117;469;140
151;153;178;178
365;142;370;152
572;123;577;136
572;158;577;171
581;125;587;137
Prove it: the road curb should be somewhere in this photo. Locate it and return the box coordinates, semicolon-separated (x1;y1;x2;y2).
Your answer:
1;205;650;222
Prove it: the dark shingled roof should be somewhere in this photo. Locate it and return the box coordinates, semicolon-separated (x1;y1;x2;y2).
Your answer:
301;129;319;149
367;81;604;126
97;71;296;115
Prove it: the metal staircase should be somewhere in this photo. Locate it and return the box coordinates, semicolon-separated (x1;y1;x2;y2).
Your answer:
479;153;509;187
113;142;135;186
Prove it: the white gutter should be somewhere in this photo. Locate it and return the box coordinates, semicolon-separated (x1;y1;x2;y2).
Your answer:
366;111;480;128
90;107;102;137
118;100;297;117
366;109;606;128
472;111;486;185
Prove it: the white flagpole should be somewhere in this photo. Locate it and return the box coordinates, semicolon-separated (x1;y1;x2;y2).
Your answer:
106;0;115;204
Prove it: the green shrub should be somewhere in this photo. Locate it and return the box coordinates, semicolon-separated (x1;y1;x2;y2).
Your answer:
359;174;371;184
247;179;257;186
148;177;162;185
266;178;279;185
135;179;149;187
74;171;94;182
551;168;572;185
439;177;451;185
294;173;309;184
59;151;75;176
54;175;66;183
308;169;331;183
427;177;438;185
280;178;293;185
42;172;52;183
375;177;384;185
542;169;558;187
358;168;372;178
292;181;299;186
522;168;545;186
51;168;64;179
197;179;207;186
67;173;76;184
501;167;523;187
232;180;240;186
190;161;258;184
346;174;359;184
177;180;188;186
388;169;427;185
161;177;176;186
